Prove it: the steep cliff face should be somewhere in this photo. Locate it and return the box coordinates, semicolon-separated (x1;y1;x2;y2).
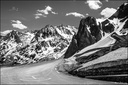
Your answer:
64;16;100;58
0;25;77;66
58;3;128;83
64;3;128;59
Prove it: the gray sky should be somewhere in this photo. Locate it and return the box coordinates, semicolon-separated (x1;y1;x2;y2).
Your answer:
1;0;127;32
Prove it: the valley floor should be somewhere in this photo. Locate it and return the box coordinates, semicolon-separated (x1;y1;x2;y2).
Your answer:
0;58;122;84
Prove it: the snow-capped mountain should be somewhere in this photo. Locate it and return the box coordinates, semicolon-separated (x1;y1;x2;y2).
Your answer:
0;25;77;66
57;3;128;83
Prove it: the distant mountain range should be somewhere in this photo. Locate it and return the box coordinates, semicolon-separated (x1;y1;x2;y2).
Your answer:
0;2;128;83
57;3;128;83
0;25;77;66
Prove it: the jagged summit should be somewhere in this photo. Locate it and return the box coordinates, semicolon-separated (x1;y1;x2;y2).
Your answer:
64;2;128;58
64;16;100;58
1;3;128;83
109;2;128;19
0;24;77;66
57;2;128;83
1;30;23;43
35;25;59;40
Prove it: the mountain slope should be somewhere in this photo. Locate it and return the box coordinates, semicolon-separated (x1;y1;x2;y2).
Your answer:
0;25;77;66
57;3;128;83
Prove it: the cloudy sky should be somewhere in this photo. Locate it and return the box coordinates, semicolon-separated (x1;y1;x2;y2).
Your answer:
1;0;127;32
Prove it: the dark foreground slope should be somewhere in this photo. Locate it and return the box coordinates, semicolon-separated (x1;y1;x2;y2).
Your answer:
58;3;128;83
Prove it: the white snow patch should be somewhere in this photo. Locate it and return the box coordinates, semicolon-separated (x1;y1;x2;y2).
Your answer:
0;30;12;36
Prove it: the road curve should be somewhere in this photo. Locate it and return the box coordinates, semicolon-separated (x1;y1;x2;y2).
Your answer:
1;59;118;84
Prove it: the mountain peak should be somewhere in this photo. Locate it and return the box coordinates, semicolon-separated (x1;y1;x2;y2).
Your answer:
0;24;77;66
0;30;13;36
44;24;54;28
109;2;128;19
64;2;128;58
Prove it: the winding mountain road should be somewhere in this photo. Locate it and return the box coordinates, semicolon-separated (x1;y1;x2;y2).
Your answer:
1;59;118;84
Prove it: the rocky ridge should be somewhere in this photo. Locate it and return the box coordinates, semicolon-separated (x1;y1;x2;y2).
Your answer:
0;25;77;66
57;3;128;83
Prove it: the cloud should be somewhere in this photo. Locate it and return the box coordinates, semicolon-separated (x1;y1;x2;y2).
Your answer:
105;0;109;2
11;20;27;29
9;7;18;11
35;6;58;19
66;12;85;18
100;7;117;18
85;0;102;10
86;13;89;16
35;13;47;19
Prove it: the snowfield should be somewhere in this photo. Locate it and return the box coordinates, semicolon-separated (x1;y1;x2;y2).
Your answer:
1;58;118;84
1;2;128;84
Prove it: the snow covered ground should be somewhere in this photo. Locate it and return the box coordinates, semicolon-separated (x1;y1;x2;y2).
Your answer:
1;58;119;84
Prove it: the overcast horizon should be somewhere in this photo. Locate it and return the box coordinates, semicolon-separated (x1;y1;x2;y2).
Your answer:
1;0;127;32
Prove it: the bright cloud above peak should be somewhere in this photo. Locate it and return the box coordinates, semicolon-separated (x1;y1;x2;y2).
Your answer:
106;0;109;2
35;6;58;19
100;7;117;18
11;20;27;29
66;12;85;18
86;0;102;10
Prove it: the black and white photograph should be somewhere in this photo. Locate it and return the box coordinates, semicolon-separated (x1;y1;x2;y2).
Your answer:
0;0;128;84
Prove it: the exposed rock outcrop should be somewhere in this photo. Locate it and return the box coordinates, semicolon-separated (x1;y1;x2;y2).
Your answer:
64;3;128;59
58;3;128;83
0;25;77;66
